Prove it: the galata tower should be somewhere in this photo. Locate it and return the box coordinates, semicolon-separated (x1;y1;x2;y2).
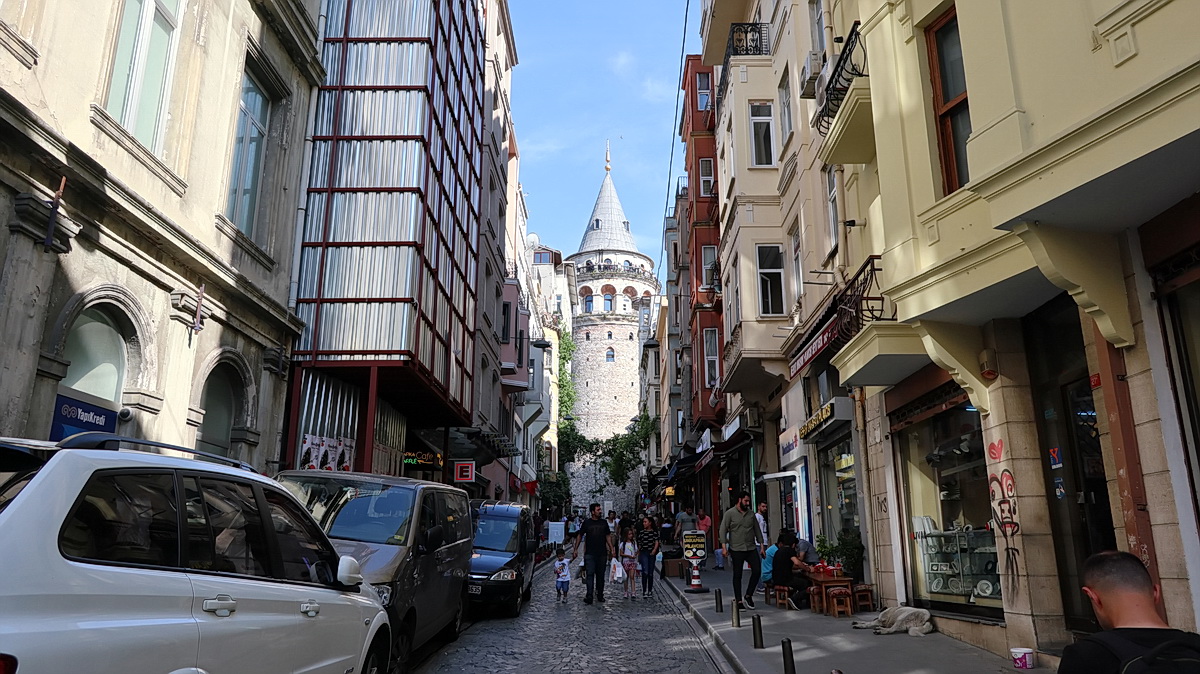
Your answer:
566;154;660;511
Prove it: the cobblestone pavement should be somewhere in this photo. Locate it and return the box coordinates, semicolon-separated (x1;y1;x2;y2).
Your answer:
416;563;724;674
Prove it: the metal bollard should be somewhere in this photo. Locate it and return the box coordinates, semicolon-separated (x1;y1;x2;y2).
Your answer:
732;599;741;627
752;614;764;649
782;638;796;674
714;588;723;612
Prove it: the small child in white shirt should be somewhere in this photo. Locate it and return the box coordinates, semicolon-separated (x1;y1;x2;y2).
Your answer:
553;548;571;603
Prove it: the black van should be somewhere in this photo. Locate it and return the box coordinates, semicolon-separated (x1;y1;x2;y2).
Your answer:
277;472;472;672
466;500;536;617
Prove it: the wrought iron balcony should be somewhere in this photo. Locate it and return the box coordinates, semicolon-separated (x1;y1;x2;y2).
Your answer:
815;20;867;136
677;175;689;198
715;23;770;118
835;255;895;345
576;263;659;284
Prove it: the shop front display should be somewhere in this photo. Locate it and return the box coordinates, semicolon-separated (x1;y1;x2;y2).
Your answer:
818;437;859;537
897;397;1002;617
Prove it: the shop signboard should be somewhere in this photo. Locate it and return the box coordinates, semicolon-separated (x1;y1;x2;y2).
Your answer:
404;448;442;470
452;460;475;482
681;530;707;564
548;521;565;544
788;317;838;379
778;425;801;466
49;387;119;441
796;396;854;442
695;429;715;471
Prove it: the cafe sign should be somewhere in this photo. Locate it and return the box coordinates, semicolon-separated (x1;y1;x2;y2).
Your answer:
789;317;838;379
796;396;854;441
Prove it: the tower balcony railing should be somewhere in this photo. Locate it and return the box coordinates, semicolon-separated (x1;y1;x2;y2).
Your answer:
715;23;770;118
577;263;658;284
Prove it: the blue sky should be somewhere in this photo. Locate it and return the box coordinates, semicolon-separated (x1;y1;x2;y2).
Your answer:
508;1;701;270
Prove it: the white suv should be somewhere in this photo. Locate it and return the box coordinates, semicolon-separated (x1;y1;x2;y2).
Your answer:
0;434;390;674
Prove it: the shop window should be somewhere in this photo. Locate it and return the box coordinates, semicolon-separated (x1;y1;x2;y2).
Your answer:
197;364;242;458
926;6;971;194
62;306;128;403
897;401;1001;617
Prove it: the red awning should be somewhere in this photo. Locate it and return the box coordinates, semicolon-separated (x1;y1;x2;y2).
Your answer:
523;480;538;495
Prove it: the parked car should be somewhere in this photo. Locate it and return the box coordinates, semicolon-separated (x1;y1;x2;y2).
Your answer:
466;500;536;617
276;471;472;673
0;433;390;674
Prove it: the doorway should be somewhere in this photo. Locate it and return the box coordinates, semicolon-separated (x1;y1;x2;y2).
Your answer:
1024;294;1116;633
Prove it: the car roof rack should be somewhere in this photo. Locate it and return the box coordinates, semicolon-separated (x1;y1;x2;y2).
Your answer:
57;432;257;472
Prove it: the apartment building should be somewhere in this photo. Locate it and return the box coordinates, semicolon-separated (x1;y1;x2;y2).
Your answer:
0;0;322;470
702;0;1200;661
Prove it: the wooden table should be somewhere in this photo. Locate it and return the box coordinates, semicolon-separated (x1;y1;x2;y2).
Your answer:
804;570;853;615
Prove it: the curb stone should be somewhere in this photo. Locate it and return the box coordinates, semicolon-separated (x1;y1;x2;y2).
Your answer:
663;567;750;674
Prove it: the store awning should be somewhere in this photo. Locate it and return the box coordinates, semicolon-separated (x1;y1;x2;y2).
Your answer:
712;429;752;460
665;452;701;485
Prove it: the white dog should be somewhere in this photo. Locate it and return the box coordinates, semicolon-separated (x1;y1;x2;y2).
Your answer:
852;606;935;636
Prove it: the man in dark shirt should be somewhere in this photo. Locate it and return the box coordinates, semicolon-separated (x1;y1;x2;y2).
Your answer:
772;532;815;609
572;502;614;604
1059;550;1200;674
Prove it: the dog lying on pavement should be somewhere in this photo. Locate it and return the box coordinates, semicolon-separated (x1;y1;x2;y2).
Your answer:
852;606;935;636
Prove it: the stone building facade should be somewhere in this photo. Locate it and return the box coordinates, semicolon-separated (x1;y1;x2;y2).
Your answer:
566;164;660;511
0;0;320;470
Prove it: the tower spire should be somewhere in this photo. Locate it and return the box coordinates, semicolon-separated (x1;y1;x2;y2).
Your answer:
605;140;611;172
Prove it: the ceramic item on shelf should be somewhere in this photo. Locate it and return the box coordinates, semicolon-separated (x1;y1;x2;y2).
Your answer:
950;561;960;574
927;541;940;554
930;576;944;592
977;580;994;596
948;577;963;593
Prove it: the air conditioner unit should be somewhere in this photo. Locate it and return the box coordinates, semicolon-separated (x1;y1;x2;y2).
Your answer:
813;54;838;111
798;51;821;99
741;407;763;431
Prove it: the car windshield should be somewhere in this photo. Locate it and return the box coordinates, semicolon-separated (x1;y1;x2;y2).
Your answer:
277;475;415;546
473;516;519;552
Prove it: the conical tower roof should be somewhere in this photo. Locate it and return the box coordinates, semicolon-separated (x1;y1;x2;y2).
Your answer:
576;171;641;255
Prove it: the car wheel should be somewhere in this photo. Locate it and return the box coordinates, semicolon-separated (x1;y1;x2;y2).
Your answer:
439;596;463;642
521;581;531;602
389;627;412;674
507;587;522;618
364;640;387;674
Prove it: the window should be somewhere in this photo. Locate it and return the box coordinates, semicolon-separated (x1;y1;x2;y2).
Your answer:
106;0;181;150
757;244;786;315
62;306;127;403
60;472;179;567
584;295;592;313
675;351;683;385
607;332;613;339
603;294;613;312
594;219;601;229
225;72;270;236
623;260;632;268
676;410;685;444
605;348;615;363
701;245;718;287
603;258;612;265
263;489;339;584
197;364;241;458
927;6;971;194
825;166;839;251
809;0;826;53
704;328;720;388
629;333;634;340
699;158;714;196
534;251;552;264
194;479;270;576
749;102;774;166
624;221;630;231
790;223;804;301
778;68;793;141
697;71;712;110
585;332;590;340
500;301;512;340
555;294;562;313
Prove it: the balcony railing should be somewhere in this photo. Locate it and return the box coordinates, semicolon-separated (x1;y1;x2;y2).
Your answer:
676;175;689;198
577;263;659;284
835;255;895;345
715;23;770;118
815;21;867;136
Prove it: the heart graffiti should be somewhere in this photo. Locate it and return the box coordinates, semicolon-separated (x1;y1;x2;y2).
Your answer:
987;439;1004;462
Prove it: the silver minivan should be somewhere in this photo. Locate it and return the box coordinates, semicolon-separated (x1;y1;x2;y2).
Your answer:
277;472;472;674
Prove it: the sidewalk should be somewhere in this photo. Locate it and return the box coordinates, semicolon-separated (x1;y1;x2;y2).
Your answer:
662;565;1042;673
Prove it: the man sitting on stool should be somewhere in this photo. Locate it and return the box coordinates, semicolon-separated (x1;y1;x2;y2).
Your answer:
773;531;818;609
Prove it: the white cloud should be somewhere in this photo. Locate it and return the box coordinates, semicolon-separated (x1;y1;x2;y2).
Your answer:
609;50;636;76
640;76;676;104
519;134;568;163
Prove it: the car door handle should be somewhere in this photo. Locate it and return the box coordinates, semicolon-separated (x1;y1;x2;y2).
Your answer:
301;601;321;617
202;595;238;617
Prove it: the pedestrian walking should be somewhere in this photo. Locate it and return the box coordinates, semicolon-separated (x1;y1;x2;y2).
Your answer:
553;548;572;603
636;516;660;598
619;528;639;600
618;510;634;535
696;508;713;570
659;512;675;545
1059;550;1200;674
755;501;769;592
718;491;765;610
571;503;614;605
675;504;699;543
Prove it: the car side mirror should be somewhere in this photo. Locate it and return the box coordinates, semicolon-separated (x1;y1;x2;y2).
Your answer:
419;524;445;554
336;555;364;587
525;538;538;554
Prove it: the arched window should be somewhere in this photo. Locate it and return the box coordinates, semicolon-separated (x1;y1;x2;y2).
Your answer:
623;260;632;268
62;306;127;403
197;364;241;457
603;258;612;265
585;332;590;340
603;294;613;311
623;221;630;231
605;348;615;362
585;260;594;271
629;333;634;340
585;296;593;313
594;219;601;229
607;332;613;339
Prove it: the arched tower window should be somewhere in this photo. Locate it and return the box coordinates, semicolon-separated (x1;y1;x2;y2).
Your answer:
585;296;593;313
594;219;601;229
605;348;615;362
585;332;590;340
629;333;634;340
603;294;613;311
623;260;631;268
603;258;612;265
62;306;128;403
607;331;613;339
197;364;242;457
623;221;630;231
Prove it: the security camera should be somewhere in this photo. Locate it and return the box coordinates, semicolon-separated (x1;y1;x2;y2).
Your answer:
117;407;133;422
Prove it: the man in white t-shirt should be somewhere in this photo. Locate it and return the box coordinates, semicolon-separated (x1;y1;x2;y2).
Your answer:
755;502;769;592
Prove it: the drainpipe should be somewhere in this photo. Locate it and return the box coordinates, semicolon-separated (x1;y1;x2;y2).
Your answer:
835;164;849;284
821;0;836;63
853;386;873;582
288;3;328;311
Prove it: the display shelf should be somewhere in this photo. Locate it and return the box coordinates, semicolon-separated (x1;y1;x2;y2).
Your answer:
917;529;1002;599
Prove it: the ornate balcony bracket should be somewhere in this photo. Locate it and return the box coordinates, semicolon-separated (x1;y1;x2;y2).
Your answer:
912;320;991;416
1013;221;1135;348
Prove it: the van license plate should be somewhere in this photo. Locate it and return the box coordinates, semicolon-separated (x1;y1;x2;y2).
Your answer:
467;584;481;594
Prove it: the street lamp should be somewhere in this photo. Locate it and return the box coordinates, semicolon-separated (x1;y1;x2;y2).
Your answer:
532;337;552;350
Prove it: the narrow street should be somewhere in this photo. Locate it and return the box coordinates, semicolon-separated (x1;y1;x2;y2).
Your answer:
416;563;726;674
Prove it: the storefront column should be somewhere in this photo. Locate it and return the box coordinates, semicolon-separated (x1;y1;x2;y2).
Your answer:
980;319;1070;650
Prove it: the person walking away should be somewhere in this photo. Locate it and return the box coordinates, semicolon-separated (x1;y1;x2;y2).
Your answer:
636;516;660;598
619;528;639;600
660;512;675;545
1059;550;1200;674
719;491;765;610
553;548;572;603
675;505;699;543
572;503;614;604
755;502;769;592
696;508;713;570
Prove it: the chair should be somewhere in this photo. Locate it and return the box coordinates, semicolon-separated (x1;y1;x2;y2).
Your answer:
773;585;792;608
806;585;824;614
763;582;775;605
853;583;874;612
828;587;853;618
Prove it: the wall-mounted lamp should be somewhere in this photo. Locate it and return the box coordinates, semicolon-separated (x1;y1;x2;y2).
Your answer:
532;338;552;350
